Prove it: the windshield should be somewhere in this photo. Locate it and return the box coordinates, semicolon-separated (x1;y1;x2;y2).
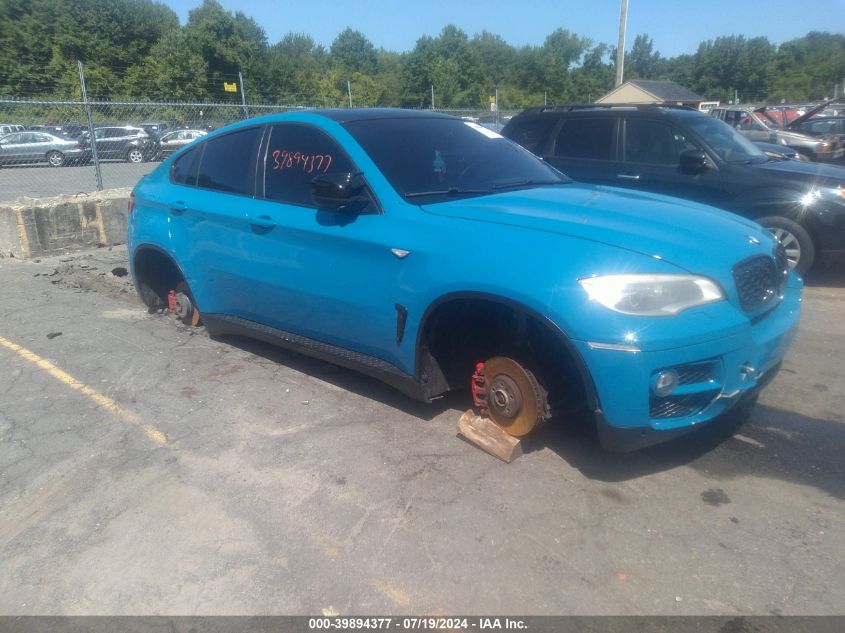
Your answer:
343;117;570;203
686;116;768;164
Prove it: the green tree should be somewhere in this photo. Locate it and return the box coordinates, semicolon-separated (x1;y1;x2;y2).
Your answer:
185;0;269;101
330;28;378;75
628;34;662;79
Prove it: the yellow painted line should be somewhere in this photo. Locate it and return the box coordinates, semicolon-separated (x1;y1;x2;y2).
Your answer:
371;579;411;606
0;335;167;445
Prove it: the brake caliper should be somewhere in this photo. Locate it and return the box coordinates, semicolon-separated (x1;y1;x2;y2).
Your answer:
471;362;488;416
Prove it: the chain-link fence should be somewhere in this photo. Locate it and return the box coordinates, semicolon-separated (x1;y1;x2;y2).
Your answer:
0;98;520;202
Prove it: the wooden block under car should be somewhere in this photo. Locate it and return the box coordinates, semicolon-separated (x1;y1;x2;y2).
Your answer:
458;410;523;463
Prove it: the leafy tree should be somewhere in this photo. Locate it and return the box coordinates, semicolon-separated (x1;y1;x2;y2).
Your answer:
330;28;378;76
185;0;269;101
628;34;662;80
268;33;326;104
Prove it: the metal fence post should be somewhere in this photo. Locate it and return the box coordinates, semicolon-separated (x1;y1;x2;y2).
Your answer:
77;60;103;191
238;71;249;118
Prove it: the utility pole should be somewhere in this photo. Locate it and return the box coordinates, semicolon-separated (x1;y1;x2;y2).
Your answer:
347;80;353;108
77;60;102;191
495;86;499;127
431;85;435;109
238;71;248;117
614;0;629;88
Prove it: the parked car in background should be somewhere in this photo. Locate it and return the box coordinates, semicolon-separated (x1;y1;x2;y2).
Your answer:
0;131;90;167
754;141;809;161
60;124;84;139
788;116;845;144
709;106;844;162
129;109;801;451
79;126;157;162
140;122;169;140
502;104;845;273
155;128;206;159
0;124;26;135
26;124;65;135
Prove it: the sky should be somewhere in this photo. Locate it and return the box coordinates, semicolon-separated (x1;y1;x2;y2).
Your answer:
160;0;845;58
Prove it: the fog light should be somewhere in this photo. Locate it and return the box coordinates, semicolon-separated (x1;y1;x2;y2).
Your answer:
653;369;679;396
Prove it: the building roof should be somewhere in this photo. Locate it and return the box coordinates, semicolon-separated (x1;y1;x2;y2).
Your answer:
597;80;703;104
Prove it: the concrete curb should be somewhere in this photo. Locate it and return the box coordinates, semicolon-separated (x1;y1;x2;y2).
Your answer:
0;189;130;259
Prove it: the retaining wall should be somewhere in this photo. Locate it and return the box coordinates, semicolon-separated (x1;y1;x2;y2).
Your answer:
0;189;130;258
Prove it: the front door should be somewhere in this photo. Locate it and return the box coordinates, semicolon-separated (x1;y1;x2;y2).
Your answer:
237;122;402;366
613;118;729;208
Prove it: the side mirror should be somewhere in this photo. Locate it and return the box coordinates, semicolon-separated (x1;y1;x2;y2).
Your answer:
679;149;709;174
310;172;369;212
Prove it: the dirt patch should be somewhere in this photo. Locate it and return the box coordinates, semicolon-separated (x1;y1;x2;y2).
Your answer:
31;245;140;305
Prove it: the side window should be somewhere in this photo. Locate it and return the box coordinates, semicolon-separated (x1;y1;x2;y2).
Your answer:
263;124;358;207
171;145;201;186
4;133;21;144
553;118;615;161
506;117;558;153
196;127;262;195
624;119;684;166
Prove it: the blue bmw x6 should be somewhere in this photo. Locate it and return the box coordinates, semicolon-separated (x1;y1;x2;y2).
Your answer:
128;109;802;451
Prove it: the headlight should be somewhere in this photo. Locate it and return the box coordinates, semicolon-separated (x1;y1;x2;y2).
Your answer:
579;274;724;316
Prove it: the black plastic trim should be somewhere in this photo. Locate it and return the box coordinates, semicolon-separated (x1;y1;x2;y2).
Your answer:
395;304;408;344
202;313;427;401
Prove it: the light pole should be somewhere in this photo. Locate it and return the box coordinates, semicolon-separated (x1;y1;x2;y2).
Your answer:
615;0;629;88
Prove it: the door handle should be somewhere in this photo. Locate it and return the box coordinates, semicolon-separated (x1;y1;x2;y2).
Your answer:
250;214;277;230
617;174;641;181
170;201;186;216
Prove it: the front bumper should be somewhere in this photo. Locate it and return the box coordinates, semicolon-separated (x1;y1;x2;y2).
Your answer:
573;281;802;451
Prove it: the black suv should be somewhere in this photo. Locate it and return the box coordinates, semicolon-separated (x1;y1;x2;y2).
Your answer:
502;105;845;273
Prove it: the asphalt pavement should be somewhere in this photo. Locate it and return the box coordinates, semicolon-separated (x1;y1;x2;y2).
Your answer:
0;247;843;615
0;162;156;202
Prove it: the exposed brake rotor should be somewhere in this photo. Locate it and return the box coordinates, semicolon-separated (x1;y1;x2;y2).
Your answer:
483;356;550;437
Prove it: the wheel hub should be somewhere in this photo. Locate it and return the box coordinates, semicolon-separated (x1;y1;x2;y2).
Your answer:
173;292;193;320
482;356;550;437
489;374;523;419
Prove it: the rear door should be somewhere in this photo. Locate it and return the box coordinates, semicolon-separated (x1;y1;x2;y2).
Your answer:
542;116;620;185
0;133;26;162
157;125;265;314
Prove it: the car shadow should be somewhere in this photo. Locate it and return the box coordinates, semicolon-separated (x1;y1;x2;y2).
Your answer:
803;256;845;288
213;335;844;500
212;333;466;421
528;404;845;500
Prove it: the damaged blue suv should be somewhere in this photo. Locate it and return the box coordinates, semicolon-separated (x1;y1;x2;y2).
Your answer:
128;109;802;451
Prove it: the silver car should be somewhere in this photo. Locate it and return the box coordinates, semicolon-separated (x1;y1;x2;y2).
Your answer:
0;131;91;167
156;129;207;159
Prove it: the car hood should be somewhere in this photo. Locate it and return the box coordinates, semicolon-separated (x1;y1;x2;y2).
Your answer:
775;129;827;145
421;184;773;273
787;100;832;128
754;157;845;186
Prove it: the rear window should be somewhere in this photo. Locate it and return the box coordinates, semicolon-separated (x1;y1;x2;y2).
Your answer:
196;127;262;196
171;146;201;186
554;118;615;161
505;116;558;153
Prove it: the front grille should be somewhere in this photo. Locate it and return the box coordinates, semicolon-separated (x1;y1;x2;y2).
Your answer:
733;256;779;312
649;391;717;419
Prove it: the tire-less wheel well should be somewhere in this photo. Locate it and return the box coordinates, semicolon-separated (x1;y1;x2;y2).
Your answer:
421;298;589;416
133;248;184;308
